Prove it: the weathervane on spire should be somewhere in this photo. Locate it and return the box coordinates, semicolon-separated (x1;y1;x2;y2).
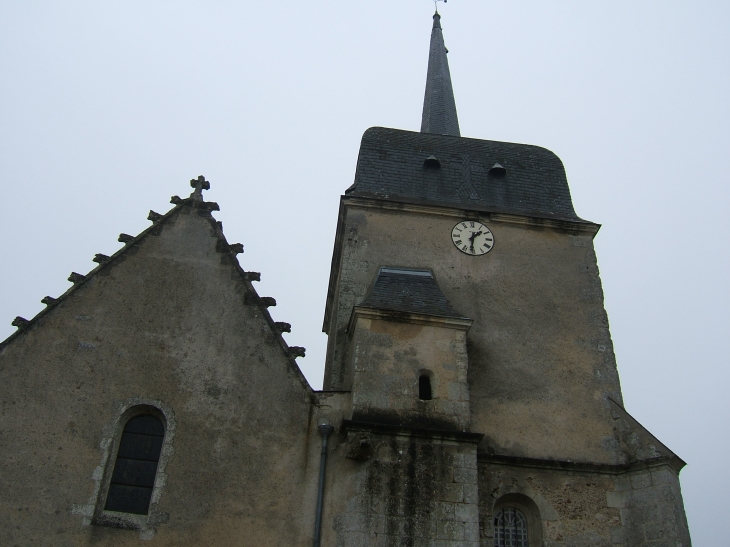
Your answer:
433;0;447;13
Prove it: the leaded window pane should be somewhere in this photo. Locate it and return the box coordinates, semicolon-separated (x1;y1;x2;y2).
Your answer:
494;507;528;547
105;415;164;515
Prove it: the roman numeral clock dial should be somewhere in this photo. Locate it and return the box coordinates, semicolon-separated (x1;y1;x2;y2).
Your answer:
451;221;494;256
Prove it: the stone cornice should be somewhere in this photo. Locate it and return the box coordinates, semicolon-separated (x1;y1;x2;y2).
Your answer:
478;453;684;475
341;419;484;444
347;306;473;338
342;195;601;235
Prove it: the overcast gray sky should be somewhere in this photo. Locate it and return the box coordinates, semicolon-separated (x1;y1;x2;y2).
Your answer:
1;1;728;544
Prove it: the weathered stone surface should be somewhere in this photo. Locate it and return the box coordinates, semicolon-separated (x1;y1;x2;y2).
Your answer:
348;309;472;431
323;201;624;464
331;431;479;547
0;207;321;545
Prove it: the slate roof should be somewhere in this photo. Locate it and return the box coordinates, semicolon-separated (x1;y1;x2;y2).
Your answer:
421;12;460;137
358;268;466;319
347;127;587;223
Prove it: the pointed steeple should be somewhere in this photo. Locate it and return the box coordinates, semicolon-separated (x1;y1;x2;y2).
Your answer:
420;11;460;137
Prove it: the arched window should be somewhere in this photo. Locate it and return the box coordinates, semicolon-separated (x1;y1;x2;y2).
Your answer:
104;414;165;515
494;506;528;547
418;374;432;400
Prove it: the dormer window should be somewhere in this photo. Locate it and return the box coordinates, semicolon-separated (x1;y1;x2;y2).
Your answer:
423;155;441;169
488;162;506;177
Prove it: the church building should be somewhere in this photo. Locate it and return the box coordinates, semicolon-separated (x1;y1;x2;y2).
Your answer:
0;11;691;547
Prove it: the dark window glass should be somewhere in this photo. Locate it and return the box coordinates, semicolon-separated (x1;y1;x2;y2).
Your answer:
418;375;432;400
105;415;164;515
494;507;528;547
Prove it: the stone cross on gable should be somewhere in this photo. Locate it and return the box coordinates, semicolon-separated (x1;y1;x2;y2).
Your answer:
190;175;210;200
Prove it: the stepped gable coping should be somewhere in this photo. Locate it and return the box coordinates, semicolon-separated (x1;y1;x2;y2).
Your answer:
348;127;594;224
1;176;313;393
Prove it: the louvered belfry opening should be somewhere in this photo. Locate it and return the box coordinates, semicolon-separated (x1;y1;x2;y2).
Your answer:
105;414;165;515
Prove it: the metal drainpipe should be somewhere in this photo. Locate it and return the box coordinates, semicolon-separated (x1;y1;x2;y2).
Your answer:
313;422;335;547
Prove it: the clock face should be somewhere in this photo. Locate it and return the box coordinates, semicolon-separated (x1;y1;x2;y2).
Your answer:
451;221;494;256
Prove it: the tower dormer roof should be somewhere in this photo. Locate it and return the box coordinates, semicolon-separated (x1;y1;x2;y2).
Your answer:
358;267;466;319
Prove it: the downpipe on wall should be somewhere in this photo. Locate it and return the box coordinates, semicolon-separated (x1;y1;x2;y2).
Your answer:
313;419;334;547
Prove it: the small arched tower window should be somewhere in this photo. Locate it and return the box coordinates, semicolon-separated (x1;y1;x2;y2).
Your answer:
494;507;528;547
418;374;432;400
105;414;165;515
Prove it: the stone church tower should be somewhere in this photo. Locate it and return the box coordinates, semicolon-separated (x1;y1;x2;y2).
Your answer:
0;11;691;547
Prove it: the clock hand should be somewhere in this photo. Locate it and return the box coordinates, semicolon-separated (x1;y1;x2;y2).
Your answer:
468;231;482;250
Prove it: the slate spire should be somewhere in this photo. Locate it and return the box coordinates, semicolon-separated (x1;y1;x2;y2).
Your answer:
420;11;460;137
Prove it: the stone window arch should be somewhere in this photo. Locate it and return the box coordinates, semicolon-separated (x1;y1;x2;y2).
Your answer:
492;493;543;547
80;400;175;536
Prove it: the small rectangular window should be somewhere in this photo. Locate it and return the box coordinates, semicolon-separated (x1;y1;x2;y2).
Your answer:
418;375;432;400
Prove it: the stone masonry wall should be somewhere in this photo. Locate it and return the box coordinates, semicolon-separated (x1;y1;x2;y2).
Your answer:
608;465;691;546
324;203;624;464
333;432;480;547
479;460;691;547
349;315;471;431
0;205;321;546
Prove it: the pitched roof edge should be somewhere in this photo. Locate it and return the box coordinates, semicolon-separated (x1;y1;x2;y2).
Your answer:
0;199;187;351
1;190;315;395
608;397;686;473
